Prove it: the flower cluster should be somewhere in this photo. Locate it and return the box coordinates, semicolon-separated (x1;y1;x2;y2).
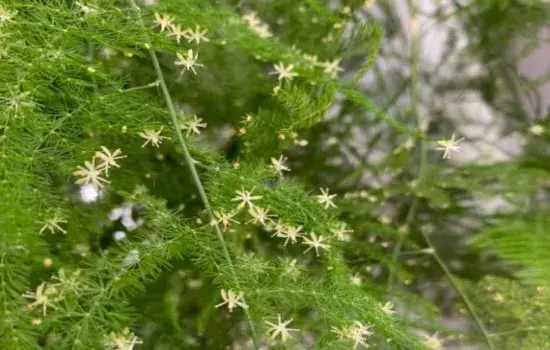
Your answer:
216;289;301;344
332;321;374;349
242;11;272;38
152;12;209;75
0;5;17;23
153;13;209;44
73;146;126;189
226;187;332;256
103;328;142;350
302;52;344;77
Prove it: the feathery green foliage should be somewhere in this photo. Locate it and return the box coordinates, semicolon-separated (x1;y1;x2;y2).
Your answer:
1;0;550;349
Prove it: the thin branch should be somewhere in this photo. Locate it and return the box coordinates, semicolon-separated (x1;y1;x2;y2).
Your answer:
388;2;495;349
128;2;259;347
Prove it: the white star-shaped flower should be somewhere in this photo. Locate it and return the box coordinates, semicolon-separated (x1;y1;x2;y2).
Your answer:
246;206;273;226
184;25;209;44
174;49;204;75
421;333;443;350
252;23;272;38
316;188;337;209
73;159;110;189
435;133;464;159
153;12;174;32
270;155;290;176
138;126;169;148
332;321;374;349
349;273;362;286
39;217;67;235
322;58;343;77
270;62;298;82
379;301;396;316
22;283;59;316
331;223;353;242
302;233;330;256
103;328;143;350
212;210;239;231
94;146;126;176
529;124;545;136
215;289;248;313
232;187;262;210
242;12;261;27
304;54;320;66
265;314;300;342
0;5;17;22
277;225;303;246
169;24;187;44
282;258;300;280
75;1;96;16
179;114;207;135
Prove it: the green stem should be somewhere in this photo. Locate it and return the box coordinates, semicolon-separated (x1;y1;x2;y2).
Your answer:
389;2;495;349
389;0;424;288
129;2;259;348
421;233;495;350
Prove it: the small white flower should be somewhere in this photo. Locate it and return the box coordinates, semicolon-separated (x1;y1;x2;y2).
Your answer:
232;187;262;210
332;321;374;349
215;289;248;312
322;58;343;77
138;126;169;148
421;333;443;350
103;328;143;350
270;155;290;176
331;223;352;242
179;114;207;135
242;12;261;27
242;13;272;38
282;259;300;281
169;24;187;44
39;217;67;234
252;23;272;38
174;49;204;75
94;146;126;176
212;210;239;231
271;62;298;82
435;133;464;159
0;5;17;22
529;124;545;136
302;233;330;256
75;1;96;16
73;160;110;189
153;12;174;32
265;314;300;342
246;206;273;226
22;283;59;316
379;301;396;316
316;188;337;209
304;54;319;66
277;225;303;246
184;25;209;44
349;273;362;286
122;249;140;267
